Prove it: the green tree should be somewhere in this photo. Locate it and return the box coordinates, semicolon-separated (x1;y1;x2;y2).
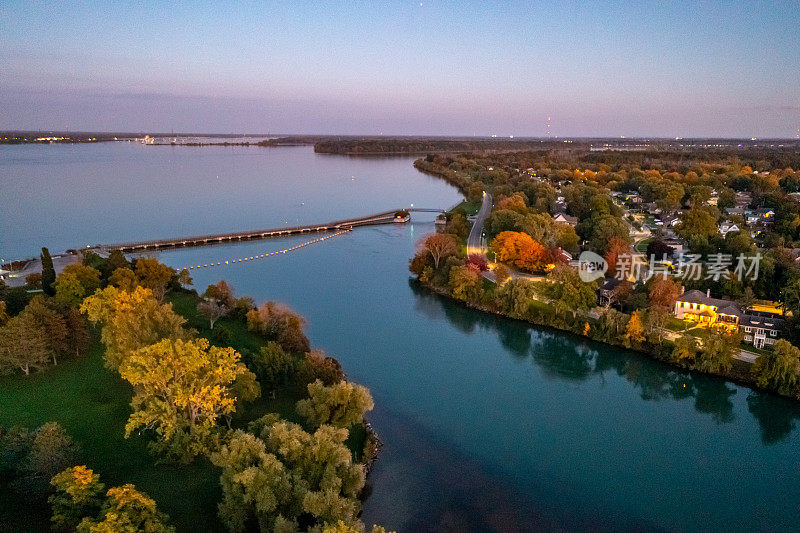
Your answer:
696;328;741;373
26;422;78;479
50;465;106;531
251;341;296;387
752;339;800;395
671;335;699;363
676;207;719;241
542;265;598;318
296;380;374;429
213;419;367;532
41;247;56;296
108;267;139;291
105;250;130;277
54;265;101;307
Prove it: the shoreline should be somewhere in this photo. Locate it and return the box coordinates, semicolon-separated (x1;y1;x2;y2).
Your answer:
414;278;798;402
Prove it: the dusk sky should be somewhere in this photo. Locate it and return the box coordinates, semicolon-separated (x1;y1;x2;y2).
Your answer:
1;1;799;137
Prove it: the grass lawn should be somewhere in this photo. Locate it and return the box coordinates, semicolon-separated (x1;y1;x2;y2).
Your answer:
666;317;692;332
0;339;223;532
450;199;481;216
634;237;652;253
0;290;367;532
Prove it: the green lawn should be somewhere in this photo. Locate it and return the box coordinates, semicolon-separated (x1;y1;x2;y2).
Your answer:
0;339;223;532
0;291;367;532
450;199;481;216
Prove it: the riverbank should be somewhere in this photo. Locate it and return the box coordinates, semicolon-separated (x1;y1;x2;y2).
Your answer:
414;276;798;402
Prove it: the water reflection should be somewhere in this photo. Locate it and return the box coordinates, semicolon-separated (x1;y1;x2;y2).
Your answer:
409;281;800;443
747;392;800;444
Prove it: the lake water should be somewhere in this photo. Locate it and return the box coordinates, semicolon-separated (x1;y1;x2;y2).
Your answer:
2;143;799;531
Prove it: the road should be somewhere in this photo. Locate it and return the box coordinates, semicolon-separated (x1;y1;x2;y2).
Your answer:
467;191;492;256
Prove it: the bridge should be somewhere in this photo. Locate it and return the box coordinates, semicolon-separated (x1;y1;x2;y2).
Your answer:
101;208;446;253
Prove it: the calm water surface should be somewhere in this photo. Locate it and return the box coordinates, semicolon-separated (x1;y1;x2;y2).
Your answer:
2;144;799;531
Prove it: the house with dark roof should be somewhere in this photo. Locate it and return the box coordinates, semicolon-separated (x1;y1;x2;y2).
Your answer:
673;289;785;347
674;289;742;327
739;311;785;349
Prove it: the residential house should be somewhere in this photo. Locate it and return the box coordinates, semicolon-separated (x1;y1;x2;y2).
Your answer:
674;289;742;328
597;278;622;307
719;221;740;237
739;311;785;349
746;208;775;225
554;212;578;227
735;191;752;208
673;289;785;348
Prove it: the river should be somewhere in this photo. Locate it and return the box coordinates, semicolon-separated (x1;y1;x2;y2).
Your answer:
2;143;799;531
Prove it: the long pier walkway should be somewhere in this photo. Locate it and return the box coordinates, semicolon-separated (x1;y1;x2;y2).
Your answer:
100;208;445;253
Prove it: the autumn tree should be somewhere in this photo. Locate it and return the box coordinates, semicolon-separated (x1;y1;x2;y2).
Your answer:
466;253;489;271
448;264;482;301
118;338;257;458
77;484;174;533
297;349;345;386
296;380;374;429
19;296;68;364
204;280;236;308
494;263;511;284
490;231;545;272
604;237;630;277
752;339;800;395
0;312;52;374
246;301;310;353
420;233;458;270
50;465;106;531
648;277;682;311
81;286;187;370
623;310;646;348
134;258;176;301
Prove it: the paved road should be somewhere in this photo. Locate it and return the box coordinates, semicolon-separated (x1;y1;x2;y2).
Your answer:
467;191;492;256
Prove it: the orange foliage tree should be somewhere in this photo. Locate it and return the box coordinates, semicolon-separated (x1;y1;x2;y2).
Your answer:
490;231;545;272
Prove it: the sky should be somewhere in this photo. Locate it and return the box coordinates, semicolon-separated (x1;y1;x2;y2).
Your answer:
1;1;799;137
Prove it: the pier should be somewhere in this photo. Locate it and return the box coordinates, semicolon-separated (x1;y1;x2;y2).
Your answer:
100;208;445;253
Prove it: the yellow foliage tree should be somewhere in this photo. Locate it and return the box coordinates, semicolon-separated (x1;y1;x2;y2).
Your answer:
80;286;187;370
623;310;646;348
118;338;257;444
